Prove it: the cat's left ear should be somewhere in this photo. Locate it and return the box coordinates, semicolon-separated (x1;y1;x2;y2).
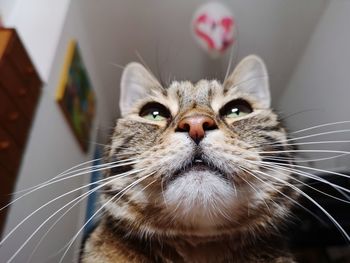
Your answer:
224;55;271;108
119;62;161;116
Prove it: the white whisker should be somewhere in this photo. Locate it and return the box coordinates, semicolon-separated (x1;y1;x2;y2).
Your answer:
235;167;273;213
14;155;139;195
255;162;350;203
256;149;350;158
253;129;350;149
253;169;350;241
0;159;140;213
259;161;350;181
0;168;145;251
257;161;350;201
291;120;350;134
239;166;324;224
261;153;349;163
260;140;350;150
58;172;156;263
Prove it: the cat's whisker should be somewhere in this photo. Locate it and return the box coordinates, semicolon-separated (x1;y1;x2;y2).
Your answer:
4;168;148;263
223;43;235;83
257;160;350;181
235;167;273;214
252;169;350;241
13;156;141;195
249;158;350;196
255;161;350;202
261;152;349;163
160;177;168;208
281;129;350;144
110;62;125;70
256;149;350;160
212;198;231;223
89;141;111;147
290;120;350;135
54;157;140;179
134;50;163;89
253;162;350;204
58;171;156;263
248;129;350;150
28;175;158;263
232;176;238;197
258;140;350;149
0;168;146;252
278;109;321;122
239;166;326;225
0;159;141;213
44;208;116;263
12;157;103;195
7;182;107;263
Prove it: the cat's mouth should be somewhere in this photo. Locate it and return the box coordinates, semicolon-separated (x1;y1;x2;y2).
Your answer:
171;155;228;180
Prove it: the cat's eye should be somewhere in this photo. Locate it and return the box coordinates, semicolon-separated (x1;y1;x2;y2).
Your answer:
220;99;253;119
139;102;171;121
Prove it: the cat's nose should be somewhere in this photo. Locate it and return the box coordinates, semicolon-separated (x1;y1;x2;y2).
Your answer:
177;115;217;144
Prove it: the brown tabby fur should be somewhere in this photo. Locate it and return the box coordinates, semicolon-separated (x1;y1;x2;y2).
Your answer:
82;56;297;262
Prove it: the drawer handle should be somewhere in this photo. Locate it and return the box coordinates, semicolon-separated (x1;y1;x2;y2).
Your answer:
0;140;10;150
8;112;20;121
18;88;28;97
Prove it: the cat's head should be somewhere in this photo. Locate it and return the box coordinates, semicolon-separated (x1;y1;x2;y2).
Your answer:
103;55;295;238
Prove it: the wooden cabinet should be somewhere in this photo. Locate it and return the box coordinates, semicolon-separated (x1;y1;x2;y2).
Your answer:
0;28;41;235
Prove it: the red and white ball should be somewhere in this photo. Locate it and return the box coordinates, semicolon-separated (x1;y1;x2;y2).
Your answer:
192;2;236;58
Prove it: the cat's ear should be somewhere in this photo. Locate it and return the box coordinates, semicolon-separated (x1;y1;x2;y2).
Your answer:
119;62;161;116
224;55;271;108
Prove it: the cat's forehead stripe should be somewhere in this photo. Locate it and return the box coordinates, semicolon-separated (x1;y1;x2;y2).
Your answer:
167;80;222;109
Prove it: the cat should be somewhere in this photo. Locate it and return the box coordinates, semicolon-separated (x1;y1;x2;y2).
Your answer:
81;55;298;263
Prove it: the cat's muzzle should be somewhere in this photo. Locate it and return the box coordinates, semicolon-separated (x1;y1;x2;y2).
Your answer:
170;154;229;182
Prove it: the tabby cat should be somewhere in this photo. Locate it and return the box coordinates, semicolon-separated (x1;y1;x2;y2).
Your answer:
82;55;297;262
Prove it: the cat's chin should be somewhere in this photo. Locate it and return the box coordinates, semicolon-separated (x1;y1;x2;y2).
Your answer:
163;170;241;228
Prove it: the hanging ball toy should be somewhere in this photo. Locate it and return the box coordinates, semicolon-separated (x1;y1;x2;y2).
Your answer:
191;2;236;58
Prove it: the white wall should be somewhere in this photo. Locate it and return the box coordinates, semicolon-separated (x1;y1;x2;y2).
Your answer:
78;0;328;125
278;0;350;169
0;0;18;23
0;1;109;262
0;0;71;82
223;0;329;103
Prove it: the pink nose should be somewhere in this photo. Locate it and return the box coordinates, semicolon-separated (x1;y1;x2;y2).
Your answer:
177;115;217;144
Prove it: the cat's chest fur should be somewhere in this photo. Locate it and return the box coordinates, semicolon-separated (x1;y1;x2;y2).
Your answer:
82;220;295;263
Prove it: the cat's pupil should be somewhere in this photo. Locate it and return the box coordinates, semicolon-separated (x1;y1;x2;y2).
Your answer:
231;108;239;115
152;111;159;118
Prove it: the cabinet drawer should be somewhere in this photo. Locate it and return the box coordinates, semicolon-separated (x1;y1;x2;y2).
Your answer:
8;33;36;80
0;61;38;120
0;127;21;174
0;88;31;147
8;35;41;105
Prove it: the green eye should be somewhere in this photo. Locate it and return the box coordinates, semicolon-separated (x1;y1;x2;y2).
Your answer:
220;99;252;119
143;111;166;121
226;108;249;118
139;102;171;121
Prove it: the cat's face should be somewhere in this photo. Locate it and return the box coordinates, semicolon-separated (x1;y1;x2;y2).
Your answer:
103;55;295;237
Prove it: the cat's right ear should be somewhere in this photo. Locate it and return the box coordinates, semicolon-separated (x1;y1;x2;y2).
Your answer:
223;55;271;108
119;62;161;116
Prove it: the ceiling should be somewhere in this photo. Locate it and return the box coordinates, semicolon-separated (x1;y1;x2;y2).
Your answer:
78;0;329;122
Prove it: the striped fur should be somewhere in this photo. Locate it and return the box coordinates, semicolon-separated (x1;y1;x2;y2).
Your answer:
82;56;297;262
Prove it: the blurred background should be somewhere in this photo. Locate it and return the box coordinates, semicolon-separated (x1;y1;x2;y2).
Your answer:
0;0;349;262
